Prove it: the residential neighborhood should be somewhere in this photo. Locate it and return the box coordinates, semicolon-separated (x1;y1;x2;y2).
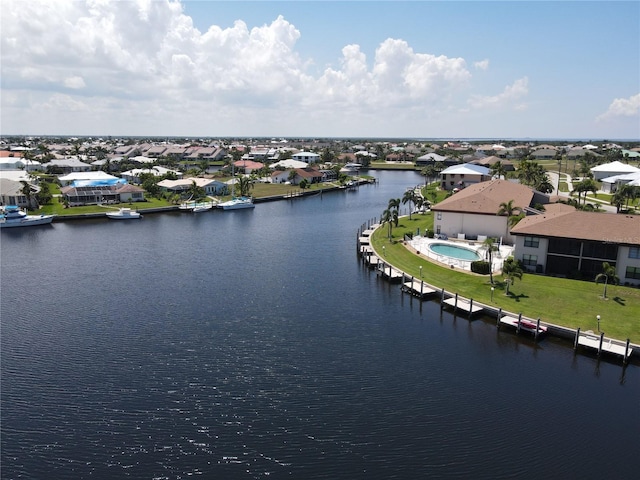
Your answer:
1;135;639;287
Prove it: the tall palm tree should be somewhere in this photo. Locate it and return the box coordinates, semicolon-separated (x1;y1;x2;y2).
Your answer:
497;200;523;239
20;180;36;209
572;178;599;206
501;258;524;296
381;208;393;239
402;189;417;219
595;262;619;299
481;237;498;284
381;197;400;239
236;176;254;197
490;161;507;180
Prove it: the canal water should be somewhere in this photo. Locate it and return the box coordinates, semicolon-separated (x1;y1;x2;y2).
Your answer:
1;170;638;479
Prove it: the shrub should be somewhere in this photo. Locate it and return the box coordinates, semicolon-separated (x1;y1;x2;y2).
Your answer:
471;260;491;275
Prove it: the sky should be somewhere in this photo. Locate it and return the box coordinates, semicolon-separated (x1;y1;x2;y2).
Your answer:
1;0;639;140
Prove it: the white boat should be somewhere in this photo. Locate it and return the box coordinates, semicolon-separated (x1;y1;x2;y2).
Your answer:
217;197;254;210
0;205;55;228
192;204;213;213
105;207;142;219
218;161;255;210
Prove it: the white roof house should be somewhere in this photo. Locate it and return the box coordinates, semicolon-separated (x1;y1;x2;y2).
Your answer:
58;171;121;187
121;166;182;184
292;151;320;163
0;158;42;171
439;163;492;191
157;177;227;195
600;171;640;193
42;158;92;172
590;161;640;181
270;159;309;170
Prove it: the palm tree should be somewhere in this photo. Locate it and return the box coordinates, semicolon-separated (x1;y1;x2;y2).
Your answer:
421;165;439;185
380;208;393;239
236;176;254;197
402;189;417;219
497;200;523;239
186;181;206;201
595;262;619;299
490;161;507;180
501;258;524;296
481;237;498;284
572;178;599;206
381;197;400;239
20;180;36;209
388;198;400;227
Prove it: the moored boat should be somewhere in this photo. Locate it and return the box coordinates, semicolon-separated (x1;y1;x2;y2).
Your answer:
217;197;255;210
105;207;142;219
192;204;213;213
0;205;55;228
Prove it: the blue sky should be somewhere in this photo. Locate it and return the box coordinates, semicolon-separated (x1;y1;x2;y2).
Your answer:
1;0;638;139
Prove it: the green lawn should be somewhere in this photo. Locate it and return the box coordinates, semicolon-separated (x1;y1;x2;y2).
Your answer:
372;213;640;342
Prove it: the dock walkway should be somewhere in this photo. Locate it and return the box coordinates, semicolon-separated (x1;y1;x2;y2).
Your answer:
402;279;436;298
576;331;633;362
442;295;484;316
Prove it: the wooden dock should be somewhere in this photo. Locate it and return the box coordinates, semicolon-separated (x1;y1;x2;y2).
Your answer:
360;245;373;256
402;279;436;298
575;330;633;363
442;295;484;316
377;263;403;283
500;315;547;337
366;254;380;268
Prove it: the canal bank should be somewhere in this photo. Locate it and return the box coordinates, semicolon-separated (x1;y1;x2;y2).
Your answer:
48;178;375;222
357;219;638;366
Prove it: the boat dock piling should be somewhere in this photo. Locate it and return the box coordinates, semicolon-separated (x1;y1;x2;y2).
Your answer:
574;329;633;365
356;222;636;365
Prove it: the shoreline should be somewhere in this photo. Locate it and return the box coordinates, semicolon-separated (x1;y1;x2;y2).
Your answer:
358;221;638;367
48;179;373;222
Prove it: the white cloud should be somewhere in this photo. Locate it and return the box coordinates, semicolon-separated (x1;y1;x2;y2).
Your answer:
63;76;86;89
0;0;530;136
467;77;529;110
474;59;489;71
597;93;640;121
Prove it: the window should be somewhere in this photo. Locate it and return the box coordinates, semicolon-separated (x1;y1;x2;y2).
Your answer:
524;236;539;248
626;266;640;280
522;254;537;266
630;247;640;259
437;212;442;220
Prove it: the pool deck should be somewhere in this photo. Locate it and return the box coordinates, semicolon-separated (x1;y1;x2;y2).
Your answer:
408;236;514;272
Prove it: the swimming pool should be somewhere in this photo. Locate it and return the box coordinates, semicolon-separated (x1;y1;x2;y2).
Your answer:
429;243;482;261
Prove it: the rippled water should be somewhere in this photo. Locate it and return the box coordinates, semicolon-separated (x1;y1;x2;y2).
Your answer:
2;171;638;479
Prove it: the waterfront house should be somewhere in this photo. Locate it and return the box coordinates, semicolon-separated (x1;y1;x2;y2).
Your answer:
60;182;145;206
431;179;548;244
0;177;36;208
157;177;227;196
510;204;640;285
292;168;324;185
